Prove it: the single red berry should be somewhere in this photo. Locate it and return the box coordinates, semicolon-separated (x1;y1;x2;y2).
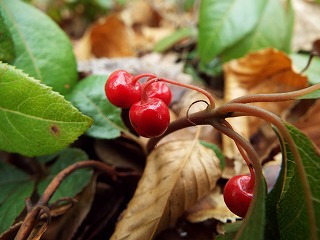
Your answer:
105;70;141;108
223;174;254;218
129;98;170;138
142;81;172;106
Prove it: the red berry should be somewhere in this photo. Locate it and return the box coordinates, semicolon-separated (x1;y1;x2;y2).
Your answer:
223;174;254;218
142;81;172;106
129;98;170;138
105;70;141;108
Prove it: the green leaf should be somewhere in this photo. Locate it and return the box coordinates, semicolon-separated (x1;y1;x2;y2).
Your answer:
153;27;196;52
37;148;93;203
0;0;77;95
198;0;267;63
0;63;92;157
291;53;320;85
222;0;294;61
0;8;15;63
0;161;34;234
67;75;127;139
277;124;320;239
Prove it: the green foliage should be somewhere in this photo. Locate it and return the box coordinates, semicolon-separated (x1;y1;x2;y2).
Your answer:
198;0;294;63
154;28;196;53
0;161;34;234
37;148;93;203
277;124;320;239
0;0;77;95
198;0;267;63
67;75;127;139
291;53;320;85
0;8;15;63
0;62;92;157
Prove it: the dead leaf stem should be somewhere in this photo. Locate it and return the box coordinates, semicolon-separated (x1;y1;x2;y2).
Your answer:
15;160;117;240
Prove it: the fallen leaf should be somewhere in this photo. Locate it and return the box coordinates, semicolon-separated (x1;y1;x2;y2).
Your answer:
222;48;308;174
111;140;221;239
288;99;320;148
291;0;320;51
186;187;239;224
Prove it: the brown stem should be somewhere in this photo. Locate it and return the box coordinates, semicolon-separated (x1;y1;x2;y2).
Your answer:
229;83;320;104
214;103;317;240
131;73;157;84
15;160;117;240
159;77;216;109
210;120;264;223
220;119;255;190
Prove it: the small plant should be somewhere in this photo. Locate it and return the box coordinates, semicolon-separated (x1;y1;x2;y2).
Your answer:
104;61;320;239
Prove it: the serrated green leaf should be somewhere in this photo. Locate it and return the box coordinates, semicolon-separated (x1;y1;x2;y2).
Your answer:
291;53;320;85
153;27;196;53
37;148;92;203
0;63;92;157
277;124;320;239
0;8;15;63
222;0;294;61
0;0;77;95
67;75;127;139
0;161;34;234
198;0;267;63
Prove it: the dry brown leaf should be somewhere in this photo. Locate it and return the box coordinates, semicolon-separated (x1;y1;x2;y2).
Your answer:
111;140;221;239
289;99;320;149
222;48;308;174
186;187;239;224
292;0;320;51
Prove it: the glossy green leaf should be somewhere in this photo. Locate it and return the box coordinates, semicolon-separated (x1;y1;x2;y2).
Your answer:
0;0;77;95
0;8;15;63
277;124;320;239
0;161;34;234
37;148;93;203
0;63;92;157
291;53;320;85
198;0;267;63
67;75;127;139
153;27;196;52
222;0;294;61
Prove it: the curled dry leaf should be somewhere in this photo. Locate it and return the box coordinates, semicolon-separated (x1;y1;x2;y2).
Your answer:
111;140;221;239
222;48;308;174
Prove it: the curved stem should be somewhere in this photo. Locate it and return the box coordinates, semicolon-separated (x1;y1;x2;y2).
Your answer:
220;119;255;190
229;83;320;104
15;160;117;240
214;103;317;240
210;120;263;221
158;77;216;109
131;73;157;84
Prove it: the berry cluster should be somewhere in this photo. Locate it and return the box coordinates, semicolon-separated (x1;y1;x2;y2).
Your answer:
105;70;172;138
105;70;255;218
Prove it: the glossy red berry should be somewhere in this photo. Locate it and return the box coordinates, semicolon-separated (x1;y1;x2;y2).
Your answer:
142;81;172;106
105;70;141;108
223;174;254;218
129;98;170;138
